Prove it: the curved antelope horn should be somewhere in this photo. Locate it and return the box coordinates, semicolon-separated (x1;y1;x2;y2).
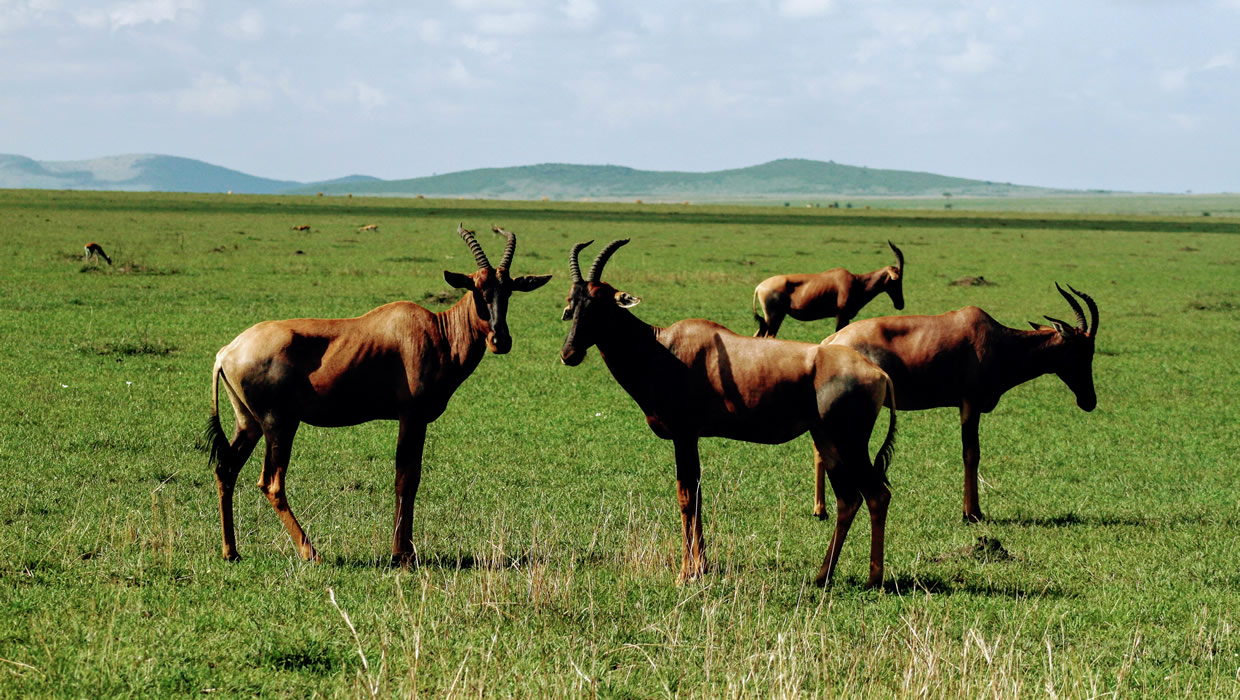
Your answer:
588;239;630;282
569;240;593;283
1068;284;1099;336
1055;282;1087;332
888;240;904;271
491;225;516;270
458;223;491;269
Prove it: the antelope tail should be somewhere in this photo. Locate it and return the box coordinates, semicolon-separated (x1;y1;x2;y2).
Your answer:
872;377;897;486
751;287;768;336
204;363;232;467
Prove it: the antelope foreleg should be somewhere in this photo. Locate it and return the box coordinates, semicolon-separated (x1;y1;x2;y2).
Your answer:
392;419;426;566
961;404;984;522
674;439;706;583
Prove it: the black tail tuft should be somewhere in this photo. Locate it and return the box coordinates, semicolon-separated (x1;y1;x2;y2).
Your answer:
204;413;231;467
873;397;897;487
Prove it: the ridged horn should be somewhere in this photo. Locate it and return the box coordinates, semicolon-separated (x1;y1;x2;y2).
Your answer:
569;241;593;283
1055;282;1087;332
588;239;630;282
889;240;904;271
1068;284;1099;336
458;223;490;269
492;225;516;270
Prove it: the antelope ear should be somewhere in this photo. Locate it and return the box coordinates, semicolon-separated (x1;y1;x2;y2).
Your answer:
444;270;475;290
1043;316;1071;336
561;305;573;321
1028;321;1048;330
614;291;641;308
512;274;552;292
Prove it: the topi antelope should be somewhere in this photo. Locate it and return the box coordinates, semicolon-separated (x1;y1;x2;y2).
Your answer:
84;242;112;265
204;225;551;563
560;240;898;588
825;284;1099;522
753;241;905;337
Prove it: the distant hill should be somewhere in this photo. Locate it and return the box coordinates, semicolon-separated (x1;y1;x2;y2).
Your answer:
291;159;1057;200
0;153;1061;199
0;154;378;194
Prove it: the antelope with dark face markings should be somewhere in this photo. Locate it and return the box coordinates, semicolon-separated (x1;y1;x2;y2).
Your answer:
561;240;898;588
825;284;1099;522
204;225;551;563
753;241;905;337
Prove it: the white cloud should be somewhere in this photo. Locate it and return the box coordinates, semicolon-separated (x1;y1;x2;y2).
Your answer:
561;0;597;26
176;66;270;117
1158;68;1188;92
418;18;443;43
355;82;387;112
1171;113;1200;130
108;0;199;30
225;8;263;40
778;0;833;19
940;39;995;74
1203;51;1234;70
461;33;502;56
476;11;538;35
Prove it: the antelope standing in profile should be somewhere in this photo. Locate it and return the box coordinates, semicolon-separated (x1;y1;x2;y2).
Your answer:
204;225;551;563
358;224;379;233
825;284;1099;522
560;240;898;588
84;242;112;265
753;241;905;337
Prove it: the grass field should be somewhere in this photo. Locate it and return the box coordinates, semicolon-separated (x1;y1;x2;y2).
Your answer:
0;189;1237;696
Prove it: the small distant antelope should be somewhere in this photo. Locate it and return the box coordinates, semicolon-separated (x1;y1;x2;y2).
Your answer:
291;225;311;231
753;241;905;337
560;239;898;588
205;225;551;563
84;242;112;265
357;224;379;232
825;284;1099;522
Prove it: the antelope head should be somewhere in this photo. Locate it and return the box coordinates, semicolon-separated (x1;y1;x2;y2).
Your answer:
883;240;906;310
560;239;640;366
1030;283;1100;412
443;224;552;354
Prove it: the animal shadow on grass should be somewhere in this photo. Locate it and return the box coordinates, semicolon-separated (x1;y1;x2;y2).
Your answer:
331;551;537;572
988;511;1230;528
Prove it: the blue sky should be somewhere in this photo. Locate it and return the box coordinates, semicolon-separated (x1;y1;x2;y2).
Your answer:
2;0;1237;192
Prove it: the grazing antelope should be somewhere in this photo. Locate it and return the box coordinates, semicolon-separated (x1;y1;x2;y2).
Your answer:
560;240;898;588
825;284;1099;522
753;241;905;337
292;225;311;231
84;242;112;265
204;225;551;563
358;224;379;233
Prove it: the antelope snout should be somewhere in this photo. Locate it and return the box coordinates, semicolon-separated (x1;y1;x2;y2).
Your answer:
487;332;512;354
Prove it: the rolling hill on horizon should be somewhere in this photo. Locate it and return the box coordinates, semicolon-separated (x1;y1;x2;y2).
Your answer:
0;153;1086;200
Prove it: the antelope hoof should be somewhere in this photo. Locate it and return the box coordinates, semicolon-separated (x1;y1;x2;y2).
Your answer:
813;506;829;521
962;510;985;523
391;552;416;569
222;548;241;562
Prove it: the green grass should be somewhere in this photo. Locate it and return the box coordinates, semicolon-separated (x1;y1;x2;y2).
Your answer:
0;189;1237;696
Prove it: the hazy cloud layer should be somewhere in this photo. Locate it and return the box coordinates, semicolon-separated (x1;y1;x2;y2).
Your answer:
1;0;1236;191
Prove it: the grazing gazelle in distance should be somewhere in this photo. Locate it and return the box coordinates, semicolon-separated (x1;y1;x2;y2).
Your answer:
753;241;905;337
560;239;898;588
84;242;112;265
205;225;551;563
826;284;1099;522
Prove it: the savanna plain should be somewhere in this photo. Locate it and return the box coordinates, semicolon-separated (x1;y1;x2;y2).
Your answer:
0;190;1238;697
